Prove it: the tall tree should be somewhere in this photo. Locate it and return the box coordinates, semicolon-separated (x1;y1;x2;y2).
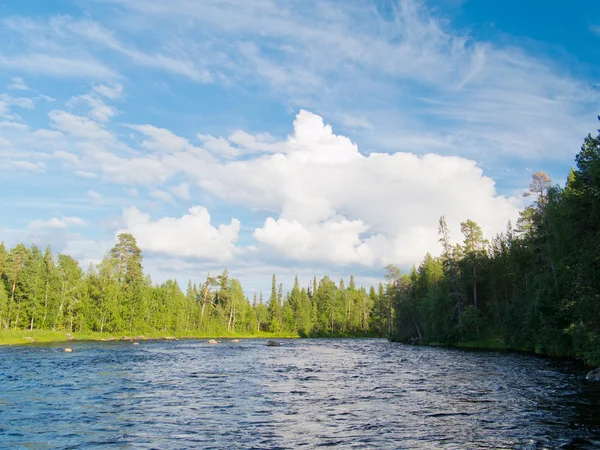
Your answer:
460;219;486;309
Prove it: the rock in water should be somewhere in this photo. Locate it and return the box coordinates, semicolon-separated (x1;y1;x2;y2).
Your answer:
231;339;240;343
133;342;140;346
586;368;600;381
267;340;281;347
207;339;218;345
64;348;73;353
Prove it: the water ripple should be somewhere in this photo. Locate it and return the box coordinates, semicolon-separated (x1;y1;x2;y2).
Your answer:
1;339;599;448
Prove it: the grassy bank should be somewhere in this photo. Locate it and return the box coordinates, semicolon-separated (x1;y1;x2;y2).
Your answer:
0;329;300;346
417;337;579;361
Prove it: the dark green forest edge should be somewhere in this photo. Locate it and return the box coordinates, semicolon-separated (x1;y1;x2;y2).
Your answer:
391;121;600;366
2;122;600;366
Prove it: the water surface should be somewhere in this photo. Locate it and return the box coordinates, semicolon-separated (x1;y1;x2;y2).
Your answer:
1;339;599;449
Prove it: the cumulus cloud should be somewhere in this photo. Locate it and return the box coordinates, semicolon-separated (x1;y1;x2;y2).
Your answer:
253;216;380;265
202;111;520;266
120;206;241;261
29;216;86;229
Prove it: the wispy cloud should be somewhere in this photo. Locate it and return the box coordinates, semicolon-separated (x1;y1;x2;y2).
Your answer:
8;77;28;90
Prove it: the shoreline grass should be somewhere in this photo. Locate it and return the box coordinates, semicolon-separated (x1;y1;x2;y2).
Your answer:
0;329;301;346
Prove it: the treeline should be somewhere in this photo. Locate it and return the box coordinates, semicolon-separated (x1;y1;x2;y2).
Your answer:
386;120;600;365
0;233;389;336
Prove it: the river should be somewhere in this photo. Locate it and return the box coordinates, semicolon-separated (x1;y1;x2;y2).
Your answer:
0;338;599;449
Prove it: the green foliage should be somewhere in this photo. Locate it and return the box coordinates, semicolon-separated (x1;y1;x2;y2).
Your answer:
0;234;388;341
390;119;600;365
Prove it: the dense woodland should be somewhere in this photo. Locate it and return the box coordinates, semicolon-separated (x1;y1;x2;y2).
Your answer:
389;121;600;365
0;233;388;337
2;122;600;365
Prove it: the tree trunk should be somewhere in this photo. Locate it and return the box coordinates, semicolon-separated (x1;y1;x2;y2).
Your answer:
6;278;16;330
473;263;478;309
227;304;234;331
42;277;49;327
412;316;423;341
200;286;210;323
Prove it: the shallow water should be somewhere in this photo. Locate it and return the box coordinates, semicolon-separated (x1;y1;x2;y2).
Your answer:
0;338;599;449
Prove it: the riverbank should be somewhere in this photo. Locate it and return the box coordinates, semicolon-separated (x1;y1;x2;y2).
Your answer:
0;329;300;346
411;337;600;366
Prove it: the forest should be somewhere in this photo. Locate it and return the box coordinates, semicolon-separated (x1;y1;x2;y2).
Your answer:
390;121;600;365
0;233;390;338
2;122;600;366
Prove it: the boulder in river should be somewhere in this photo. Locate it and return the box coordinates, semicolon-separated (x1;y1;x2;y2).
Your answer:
267;340;281;347
231;339;240;343
586;368;600;381
64;348;73;353
133;342;140;346
207;339;218;344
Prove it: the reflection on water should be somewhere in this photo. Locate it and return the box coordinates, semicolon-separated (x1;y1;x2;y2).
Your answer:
0;339;599;449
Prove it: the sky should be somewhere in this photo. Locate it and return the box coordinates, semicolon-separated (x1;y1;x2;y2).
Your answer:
0;0;599;295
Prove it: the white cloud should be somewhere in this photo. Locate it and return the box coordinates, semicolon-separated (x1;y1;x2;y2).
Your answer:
53;150;80;164
253;216;379;265
120;206;241;261
32;129;64;140
197;134;240;159
130;124;191;152
340;114;373;130
87;190;102;200
8;77;28;90
49;110;114;141
228;130;280;154
8;160;45;171
0;137;10;147
68;93;117;122
76;171;98;178
29;216;86;229
0;53;118;80
0;93;34;120
149;189;175;204
171;182;191;199
0;121;27;129
1;16;210;82
9;97;34;109
38;94;56;102
93;83;123;100
201;111;520;266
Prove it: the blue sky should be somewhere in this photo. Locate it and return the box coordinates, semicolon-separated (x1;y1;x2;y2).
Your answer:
0;0;599;294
